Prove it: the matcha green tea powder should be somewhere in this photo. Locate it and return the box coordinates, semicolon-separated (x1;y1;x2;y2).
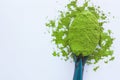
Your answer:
46;0;114;65
68;11;100;56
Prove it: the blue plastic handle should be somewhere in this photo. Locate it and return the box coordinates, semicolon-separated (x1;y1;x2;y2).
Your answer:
73;58;83;80
73;55;88;80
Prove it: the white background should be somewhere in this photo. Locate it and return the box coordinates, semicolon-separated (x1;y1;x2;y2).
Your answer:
0;0;120;80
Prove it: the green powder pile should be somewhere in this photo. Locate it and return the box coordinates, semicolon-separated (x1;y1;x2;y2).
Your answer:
68;11;100;56
46;0;114;66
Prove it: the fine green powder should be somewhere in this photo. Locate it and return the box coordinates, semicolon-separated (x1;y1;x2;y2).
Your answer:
68;11;100;56
46;0;114;68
